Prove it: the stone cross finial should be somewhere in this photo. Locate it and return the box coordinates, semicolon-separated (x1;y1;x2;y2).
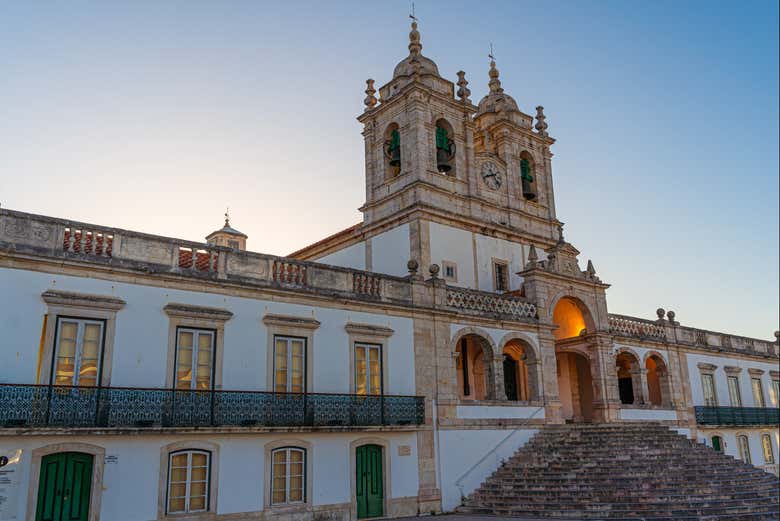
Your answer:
364;79;377;110
456;71;471;103
535;106;549;137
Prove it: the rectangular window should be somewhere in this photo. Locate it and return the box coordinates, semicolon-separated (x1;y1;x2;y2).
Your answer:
53;317;105;386
274;336;306;393
167;450;210;514
175;328;215;390
752;378;766;407
442;261;457;283
737;435;752;464
271;447;305;505
701;374;718;406
355;343;382;396
493;261;509;292
762;434;775;464
772;380;780;407
727;376;742;407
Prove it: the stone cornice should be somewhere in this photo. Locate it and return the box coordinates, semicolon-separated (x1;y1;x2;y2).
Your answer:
41;290;126;311
345;322;395;337
262;313;321;330
163;303;233;322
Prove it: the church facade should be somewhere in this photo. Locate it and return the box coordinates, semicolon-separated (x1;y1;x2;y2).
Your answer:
0;20;778;521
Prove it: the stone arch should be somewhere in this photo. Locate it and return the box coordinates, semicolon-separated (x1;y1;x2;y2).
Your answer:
615;348;642;405
498;332;541;402
644;351;672;407
433;117;456;175
451;327;500;400
518;150;536;201
550;293;597;340
383;122;401;179
27;442;106;521
555;348;595;422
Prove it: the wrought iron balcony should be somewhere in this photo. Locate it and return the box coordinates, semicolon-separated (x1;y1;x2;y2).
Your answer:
0;384;425;430
694;406;779;426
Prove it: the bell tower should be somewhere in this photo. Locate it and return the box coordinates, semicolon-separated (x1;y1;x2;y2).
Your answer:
357;20;477;225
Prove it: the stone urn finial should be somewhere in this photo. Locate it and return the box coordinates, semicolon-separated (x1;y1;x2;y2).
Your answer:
667;310;676;324
407;259;419;276
535;106;549;137
364;79;377;110
527;244;538;268
656;308;666;320
456;70;471;103
429;263;440;279
774;331;779;343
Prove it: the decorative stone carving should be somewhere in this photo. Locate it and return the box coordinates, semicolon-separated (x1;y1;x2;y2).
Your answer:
656;308;666;320
535;106;548;137
364;79;377;110
456;70;471;103
666;310;678;325
429;263;440;279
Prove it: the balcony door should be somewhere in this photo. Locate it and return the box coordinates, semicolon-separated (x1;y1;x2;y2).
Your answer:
36;452;93;521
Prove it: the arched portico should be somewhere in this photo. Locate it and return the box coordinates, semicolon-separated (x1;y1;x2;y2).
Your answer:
451;328;502;401
499;334;541;402
615;349;644;405
644;351;672;407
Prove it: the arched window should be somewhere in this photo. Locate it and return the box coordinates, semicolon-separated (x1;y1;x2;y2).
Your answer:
737;435;751;464
616;352;640;405
456;334;494;401
519;152;535;201
434;119;455;174
762;434;775;464
271;447;306;505
383;124;401;178
646;354;671;406
502;340;540;402
711;435;724;453
167;450;211;514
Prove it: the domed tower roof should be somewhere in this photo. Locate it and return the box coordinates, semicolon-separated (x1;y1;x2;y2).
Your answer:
391;20;440;79
476;58;519;116
206;210;247;250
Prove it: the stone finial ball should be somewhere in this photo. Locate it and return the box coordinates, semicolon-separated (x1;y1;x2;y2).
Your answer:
407;259;419;272
656;308;666;319
429;263;440;276
667;310;676;321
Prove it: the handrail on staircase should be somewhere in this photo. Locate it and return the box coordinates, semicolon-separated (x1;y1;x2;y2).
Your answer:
454;406;545;502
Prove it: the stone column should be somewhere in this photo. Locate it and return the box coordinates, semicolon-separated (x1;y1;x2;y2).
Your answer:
590;334;621;422
633;368;649;405
493;355;508;401
538;330;563;423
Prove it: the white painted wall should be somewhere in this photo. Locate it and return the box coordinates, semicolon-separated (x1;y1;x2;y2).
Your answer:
2;432;419;521
618;408;677;421
429;222;475;288
0;268;415;395
438;429;538;511
697;428;780;470
474;235;526;292
370;224;410;277
316;241;366;271
685;353;779;407
456;405;545;420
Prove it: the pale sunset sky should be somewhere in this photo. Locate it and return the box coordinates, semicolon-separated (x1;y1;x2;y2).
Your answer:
1;1;778;339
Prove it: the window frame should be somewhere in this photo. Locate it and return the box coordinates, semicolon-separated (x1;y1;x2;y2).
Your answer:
701;373;718;406
166;449;211;515
354;342;383;396
726;375;742;407
50;316;107;387
761;434;775;464
751;377;766;407
345;323;393;395
273;335;307;394
270;447;306;506
771;378;780;407
173;327;217;391
492;259;510;292
158;441;219;520
263;439;313;511
441;260;458;283
262;314;320;394
737;434;752;464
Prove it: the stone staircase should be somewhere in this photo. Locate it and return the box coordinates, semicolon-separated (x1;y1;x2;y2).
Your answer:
458;423;780;520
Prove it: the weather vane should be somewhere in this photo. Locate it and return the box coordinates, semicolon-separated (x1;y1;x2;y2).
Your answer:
224;207;230;226
409;2;417;23
489;43;495;61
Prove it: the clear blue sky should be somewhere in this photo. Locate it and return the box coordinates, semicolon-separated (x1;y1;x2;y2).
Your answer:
1;1;777;339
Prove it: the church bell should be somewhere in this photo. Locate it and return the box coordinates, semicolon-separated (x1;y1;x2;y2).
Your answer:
388;146;401;167
437;147;454;173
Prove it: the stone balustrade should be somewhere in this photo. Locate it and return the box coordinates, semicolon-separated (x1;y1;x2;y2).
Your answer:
445;286;537;320
608;314;667;340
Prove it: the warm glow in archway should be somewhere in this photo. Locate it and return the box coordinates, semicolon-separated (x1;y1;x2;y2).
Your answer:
552;298;587;340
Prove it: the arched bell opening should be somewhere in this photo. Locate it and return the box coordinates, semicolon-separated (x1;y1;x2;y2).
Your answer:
383;123;401;179
646;354;671;407
519;151;536;201
615;351;642;405
434;118;456;175
455;333;497;401
501;339;540;402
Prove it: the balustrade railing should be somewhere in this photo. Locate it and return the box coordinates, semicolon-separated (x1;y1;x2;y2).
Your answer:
273;260;307;286
353;273;381;297
694;406;779;426
446;287;537;320
608;314;667;340
0;384;424;429
63;227;113;257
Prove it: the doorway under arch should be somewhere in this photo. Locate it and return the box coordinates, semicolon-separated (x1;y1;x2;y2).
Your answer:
556;351;595;422
502;339;539;401
455;333;496;401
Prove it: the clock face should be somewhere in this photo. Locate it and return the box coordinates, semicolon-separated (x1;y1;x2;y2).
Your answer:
481;161;502;189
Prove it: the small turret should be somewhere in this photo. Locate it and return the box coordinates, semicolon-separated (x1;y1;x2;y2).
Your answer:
206;210;247;250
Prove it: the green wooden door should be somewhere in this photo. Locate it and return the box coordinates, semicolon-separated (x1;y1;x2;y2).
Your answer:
356;445;383;519
36;453;93;521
